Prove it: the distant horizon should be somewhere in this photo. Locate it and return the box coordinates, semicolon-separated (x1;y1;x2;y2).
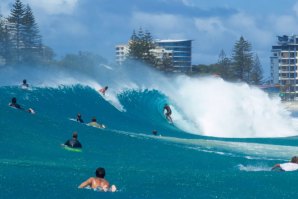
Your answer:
2;0;298;77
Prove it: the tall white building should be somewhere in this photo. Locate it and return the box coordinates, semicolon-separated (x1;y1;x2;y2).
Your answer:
115;44;129;65
271;35;298;100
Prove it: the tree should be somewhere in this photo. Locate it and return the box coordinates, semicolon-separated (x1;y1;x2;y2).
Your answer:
22;4;42;64
127;28;157;66
250;54;263;85
0;16;13;65
217;49;232;80
231;36;254;83
7;0;26;63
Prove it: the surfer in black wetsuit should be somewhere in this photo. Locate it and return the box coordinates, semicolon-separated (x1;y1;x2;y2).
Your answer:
163;104;173;123
9;97;35;114
64;132;82;148
22;79;29;88
9;97;22;109
77;113;84;123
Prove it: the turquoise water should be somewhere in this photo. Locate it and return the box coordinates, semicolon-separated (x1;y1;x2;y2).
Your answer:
1;84;298;199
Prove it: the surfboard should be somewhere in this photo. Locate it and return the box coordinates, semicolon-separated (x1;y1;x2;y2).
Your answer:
87;122;106;129
61;144;82;153
8;104;35;114
279;163;298;171
84;185;117;192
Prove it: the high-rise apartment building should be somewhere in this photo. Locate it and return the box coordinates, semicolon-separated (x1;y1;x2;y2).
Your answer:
155;39;192;71
115;39;192;71
115;44;129;65
271;35;298;100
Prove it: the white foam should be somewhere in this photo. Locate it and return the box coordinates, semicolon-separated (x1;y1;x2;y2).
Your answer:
237;164;271;172
159;76;298;138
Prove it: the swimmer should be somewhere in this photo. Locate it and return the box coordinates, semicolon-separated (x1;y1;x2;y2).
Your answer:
79;167;117;192
63;132;82;148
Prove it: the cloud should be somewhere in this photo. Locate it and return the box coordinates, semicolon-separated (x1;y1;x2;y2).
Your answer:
131;11;191;38
26;0;78;15
293;1;298;16
194;17;226;35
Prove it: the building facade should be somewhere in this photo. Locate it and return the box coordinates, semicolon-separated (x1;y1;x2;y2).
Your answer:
115;39;192;71
115;44;129;65
155;39;192;71
271;35;298;100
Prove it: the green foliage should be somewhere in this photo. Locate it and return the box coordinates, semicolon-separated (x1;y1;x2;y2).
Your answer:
0;0;52;66
127;28;158;67
250;54;263;85
231;36;254;83
217;49;233;80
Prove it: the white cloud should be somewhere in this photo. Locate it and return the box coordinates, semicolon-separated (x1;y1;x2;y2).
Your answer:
273;15;298;34
194;17;226;35
293;2;298;17
26;0;78;15
130;11;192;39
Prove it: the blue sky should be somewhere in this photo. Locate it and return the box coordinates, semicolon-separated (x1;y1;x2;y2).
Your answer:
1;0;298;76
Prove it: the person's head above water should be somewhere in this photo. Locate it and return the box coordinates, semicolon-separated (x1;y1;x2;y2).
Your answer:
77;113;81;118
291;156;298;163
72;132;78;139
12;97;17;104
152;130;158;135
23;79;27;84
92;117;97;122
95;167;105;178
105;86;108;90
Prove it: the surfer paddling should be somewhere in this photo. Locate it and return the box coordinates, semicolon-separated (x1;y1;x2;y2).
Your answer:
79;167;117;192
272;156;298;171
9;97;35;114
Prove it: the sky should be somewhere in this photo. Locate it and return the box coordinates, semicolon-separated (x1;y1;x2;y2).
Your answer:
1;0;298;77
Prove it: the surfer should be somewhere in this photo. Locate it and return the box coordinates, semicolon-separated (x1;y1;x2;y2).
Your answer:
22;79;29;88
9;97;22;109
76;113;84;123
79;167;116;192
152;130;158;136
272;156;298;171
99;86;108;95
163;104;173;123
63;132;82;148
9;97;35;114
88;117;104;128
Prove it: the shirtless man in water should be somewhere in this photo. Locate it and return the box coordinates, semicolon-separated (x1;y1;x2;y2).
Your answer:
79;167;116;192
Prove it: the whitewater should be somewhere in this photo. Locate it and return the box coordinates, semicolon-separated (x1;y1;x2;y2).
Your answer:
1;63;298;199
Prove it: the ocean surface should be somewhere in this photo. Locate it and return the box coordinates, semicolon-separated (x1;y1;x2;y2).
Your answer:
1;65;298;199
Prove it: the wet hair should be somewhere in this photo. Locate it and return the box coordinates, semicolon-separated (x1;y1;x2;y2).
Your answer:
72;132;78;139
105;86;108;90
291;156;298;163
12;97;17;103
23;79;27;84
77;113;81;118
95;167;105;178
92;117;97;122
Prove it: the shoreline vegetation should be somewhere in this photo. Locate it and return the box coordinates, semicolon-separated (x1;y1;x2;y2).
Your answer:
1;0;263;85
